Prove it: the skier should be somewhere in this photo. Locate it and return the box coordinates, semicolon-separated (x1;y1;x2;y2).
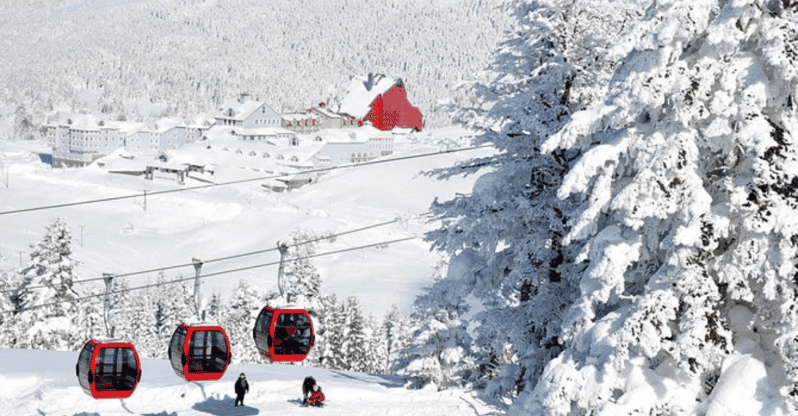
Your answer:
234;373;249;407
302;376;316;405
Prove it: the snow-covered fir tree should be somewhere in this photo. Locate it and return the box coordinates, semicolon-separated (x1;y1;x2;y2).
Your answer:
365;313;388;374
396;291;475;390
12;217;81;350
0;271;17;347
104;275;131;339
431;0;798;414
342;296;369;373
70;287;105;350
126;282;160;358
424;0;647;401
148;273;194;359
205;291;223;323
315;293;344;370
383;304;414;374
220;278;263;364
283;228;325;309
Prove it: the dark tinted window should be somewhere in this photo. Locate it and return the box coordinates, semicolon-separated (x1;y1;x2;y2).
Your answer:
77;343;95;390
169;326;187;371
189;330;228;373
95;347;138;392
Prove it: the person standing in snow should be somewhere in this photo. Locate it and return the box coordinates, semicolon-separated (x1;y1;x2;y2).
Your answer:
234;373;249;407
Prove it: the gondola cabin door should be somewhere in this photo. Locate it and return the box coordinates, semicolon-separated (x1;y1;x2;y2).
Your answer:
76;339;141;399
168;323;231;381
253;306;315;362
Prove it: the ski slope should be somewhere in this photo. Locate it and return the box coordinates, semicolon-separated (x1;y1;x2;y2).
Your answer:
0;347;499;416
0;127;492;317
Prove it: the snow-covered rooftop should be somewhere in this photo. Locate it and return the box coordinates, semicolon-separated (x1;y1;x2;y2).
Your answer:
233;126;295;136
216;99;271;121
281;112;317;122
322;126;393;143
310;107;342;119
338;73;399;119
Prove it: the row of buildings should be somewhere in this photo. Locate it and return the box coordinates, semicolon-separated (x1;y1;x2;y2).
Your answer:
46;74;424;169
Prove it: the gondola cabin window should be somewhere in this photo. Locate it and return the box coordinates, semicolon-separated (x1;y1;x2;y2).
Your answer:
95;348;138;392
168;323;231;382
254;307;274;351
77;343;94;391
189;330;229;373
169;325;187;375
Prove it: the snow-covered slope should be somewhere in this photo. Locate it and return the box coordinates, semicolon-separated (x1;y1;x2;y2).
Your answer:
0;128;492;317
0;347;498;416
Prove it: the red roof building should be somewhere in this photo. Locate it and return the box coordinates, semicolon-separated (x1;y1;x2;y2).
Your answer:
339;74;423;131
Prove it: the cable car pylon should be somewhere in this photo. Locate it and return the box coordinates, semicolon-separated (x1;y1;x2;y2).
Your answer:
252;241;315;362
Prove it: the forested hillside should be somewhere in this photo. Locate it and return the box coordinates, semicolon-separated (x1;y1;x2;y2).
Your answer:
0;0;507;140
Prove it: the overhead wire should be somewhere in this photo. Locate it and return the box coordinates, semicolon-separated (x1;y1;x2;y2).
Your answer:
0;144;491;216
0;236;419;315
0;211;432;294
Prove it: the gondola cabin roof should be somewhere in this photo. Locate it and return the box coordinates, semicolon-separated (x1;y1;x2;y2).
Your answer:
181;321;224;328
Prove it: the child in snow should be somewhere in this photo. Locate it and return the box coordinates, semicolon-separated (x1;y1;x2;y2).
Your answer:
307;385;325;407
234;373;249;407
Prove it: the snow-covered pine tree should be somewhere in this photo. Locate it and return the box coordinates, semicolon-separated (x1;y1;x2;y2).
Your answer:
0;271;17;347
431;0;798;413
396;302;475;390
149;272;194;359
205;291;222;323
516;0;798;414
424;0;645;404
315;292;344;370
365;313;388;374
342;296;369;373
220;278;263;364
126;282;159;357
12;217;81;350
284;228;324;309
105;276;131;339
383;304;413;374
70;286;105;350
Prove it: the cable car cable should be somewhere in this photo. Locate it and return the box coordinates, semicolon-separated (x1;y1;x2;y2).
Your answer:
0;236;418;315
0;212;431;294
0;145;491;216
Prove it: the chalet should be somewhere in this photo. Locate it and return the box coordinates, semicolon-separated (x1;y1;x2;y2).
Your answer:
215;94;282;128
305;103;358;129
338;73;423;131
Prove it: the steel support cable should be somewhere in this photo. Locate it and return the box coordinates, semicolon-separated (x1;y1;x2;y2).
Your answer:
0;236;419;315
0;145;490;216
0;212;431;294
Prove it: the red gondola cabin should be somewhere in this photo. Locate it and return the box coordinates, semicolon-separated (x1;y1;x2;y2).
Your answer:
168;323;231;381
76;339;141;399
253;306;314;362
